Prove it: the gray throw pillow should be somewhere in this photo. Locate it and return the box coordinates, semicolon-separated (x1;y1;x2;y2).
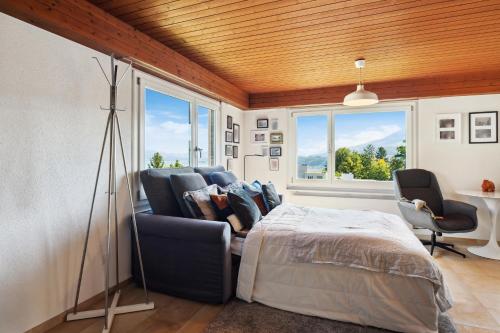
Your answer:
170;173;209;218
183;184;219;220
227;188;262;229
209;171;238;187
262;182;281;211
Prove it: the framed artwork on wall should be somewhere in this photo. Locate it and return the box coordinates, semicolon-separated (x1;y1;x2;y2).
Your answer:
270;132;283;144
257;118;269;128
269;146;282;156
227;115;233;129
251;130;268;144
233;123;240;143
270;118;279;130
436;113;461;143
469;111;498;144
269;158;279;171
233;145;238;158
225;131;233;142
225;145;233;156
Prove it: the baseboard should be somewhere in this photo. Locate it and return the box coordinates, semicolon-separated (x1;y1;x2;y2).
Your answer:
24;277;134;333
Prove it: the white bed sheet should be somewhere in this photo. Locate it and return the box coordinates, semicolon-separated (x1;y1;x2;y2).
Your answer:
237;204;451;333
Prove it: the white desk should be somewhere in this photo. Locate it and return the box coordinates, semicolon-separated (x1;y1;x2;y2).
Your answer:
457;190;500;260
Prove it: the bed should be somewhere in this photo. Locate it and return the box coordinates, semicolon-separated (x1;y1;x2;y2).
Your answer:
236;203;453;333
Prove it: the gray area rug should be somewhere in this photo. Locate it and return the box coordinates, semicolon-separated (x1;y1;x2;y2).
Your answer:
203;300;457;333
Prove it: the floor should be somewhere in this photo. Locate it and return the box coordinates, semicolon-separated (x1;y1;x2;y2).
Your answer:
45;238;500;333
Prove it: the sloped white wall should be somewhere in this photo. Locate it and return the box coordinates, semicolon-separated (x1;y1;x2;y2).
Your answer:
244;94;500;240
0;13;133;333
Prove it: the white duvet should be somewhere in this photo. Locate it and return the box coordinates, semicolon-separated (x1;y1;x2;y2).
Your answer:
237;203;453;333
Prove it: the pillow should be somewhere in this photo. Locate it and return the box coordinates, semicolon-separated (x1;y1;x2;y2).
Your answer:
194;165;225;185
210;193;244;232
228;188;262;229
262;182;281;211
183;184;219;220
170;173;208;218
219;181;244;193
242;181;268;216
209;171;238;187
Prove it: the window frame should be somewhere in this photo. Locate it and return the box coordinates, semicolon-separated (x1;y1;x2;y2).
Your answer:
132;70;220;203
288;101;416;192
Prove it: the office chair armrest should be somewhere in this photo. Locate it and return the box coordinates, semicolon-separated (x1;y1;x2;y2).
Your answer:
443;200;478;221
397;201;436;230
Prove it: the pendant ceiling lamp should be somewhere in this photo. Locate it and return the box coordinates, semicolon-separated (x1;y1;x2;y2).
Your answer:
343;58;379;106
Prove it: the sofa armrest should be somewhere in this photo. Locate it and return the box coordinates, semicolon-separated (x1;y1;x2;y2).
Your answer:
135;212;230;244
132;213;232;304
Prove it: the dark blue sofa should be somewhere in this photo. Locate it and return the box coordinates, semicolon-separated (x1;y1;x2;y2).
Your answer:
131;166;234;304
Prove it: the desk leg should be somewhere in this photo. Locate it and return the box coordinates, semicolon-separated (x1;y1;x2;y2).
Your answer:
468;198;500;260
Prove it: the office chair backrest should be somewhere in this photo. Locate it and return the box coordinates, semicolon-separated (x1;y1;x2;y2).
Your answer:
394;169;444;216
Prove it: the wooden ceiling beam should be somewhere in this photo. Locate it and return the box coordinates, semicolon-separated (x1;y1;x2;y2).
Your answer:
249;71;500;109
0;0;249;109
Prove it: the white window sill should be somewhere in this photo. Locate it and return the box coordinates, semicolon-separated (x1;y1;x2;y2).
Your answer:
286;184;395;200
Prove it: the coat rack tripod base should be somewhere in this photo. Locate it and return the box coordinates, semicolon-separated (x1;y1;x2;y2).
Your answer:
67;291;154;332
66;55;154;333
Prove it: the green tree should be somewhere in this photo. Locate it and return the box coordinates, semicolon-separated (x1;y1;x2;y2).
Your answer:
388;143;407;179
148;152;166;169
367;159;391;180
168;160;184;168
376;147;387;160
338;152;364;179
335;147;352;173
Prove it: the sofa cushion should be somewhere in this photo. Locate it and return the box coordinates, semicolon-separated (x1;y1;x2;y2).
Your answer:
183;184;219;220
170;173;209;218
209;171;238;187
228;188;262;229
243;181;269;216
262;182;281;211
194;165;225;185
140;167;194;216
211;193;244;232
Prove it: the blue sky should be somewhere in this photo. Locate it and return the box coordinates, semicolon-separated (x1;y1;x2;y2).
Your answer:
145;88;193;166
297;111;406;157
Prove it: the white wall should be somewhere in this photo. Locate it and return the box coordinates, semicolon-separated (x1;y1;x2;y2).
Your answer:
0;14;133;333
244;94;500;240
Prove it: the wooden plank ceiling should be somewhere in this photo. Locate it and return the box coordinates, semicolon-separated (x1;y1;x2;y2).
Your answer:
90;0;500;106
2;0;499;108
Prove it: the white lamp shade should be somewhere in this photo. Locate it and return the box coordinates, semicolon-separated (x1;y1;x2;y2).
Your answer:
343;84;379;106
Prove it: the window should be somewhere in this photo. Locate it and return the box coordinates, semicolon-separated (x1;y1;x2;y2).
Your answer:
137;73;218;172
144;89;192;168
291;103;414;188
196;105;215;167
334;111;406;181
296;114;329;180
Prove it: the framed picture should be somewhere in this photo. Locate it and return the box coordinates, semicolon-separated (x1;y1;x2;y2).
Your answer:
436;113;461;143
270;118;279;130
469;111;498;144
233;123;240;143
227;115;233;129
225;145;233;156
251;130;268;144
233;145;238;158
225;131;233;143
257;118;269;128
261;145;269;156
269;158;279;171
269;146;282;156
270;132;283;144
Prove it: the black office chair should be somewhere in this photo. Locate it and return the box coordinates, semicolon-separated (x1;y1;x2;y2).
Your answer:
394;169;478;258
